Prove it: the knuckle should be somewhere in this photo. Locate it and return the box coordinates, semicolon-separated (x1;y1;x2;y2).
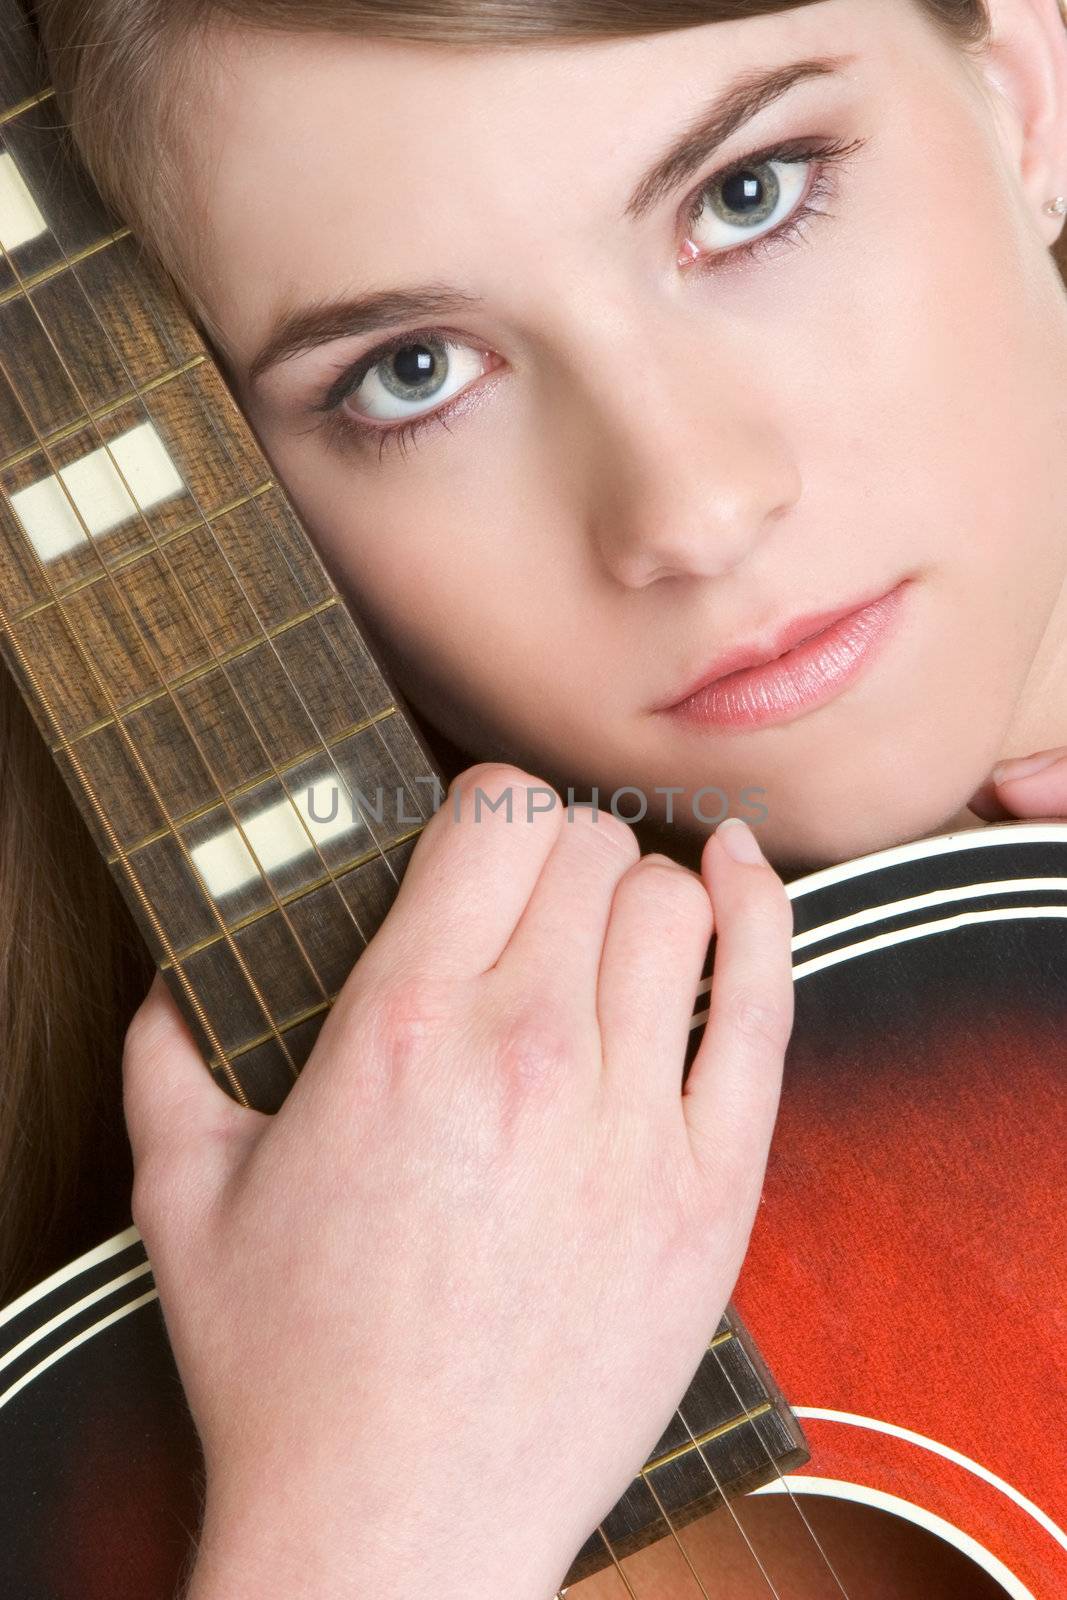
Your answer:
633;856;711;916
452;761;545;800
366;971;457;1077
492;996;577;1101
569;805;640;864
448;763;562;832
725;987;793;1052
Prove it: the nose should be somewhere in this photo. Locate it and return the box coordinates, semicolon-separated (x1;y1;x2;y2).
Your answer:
581;337;802;589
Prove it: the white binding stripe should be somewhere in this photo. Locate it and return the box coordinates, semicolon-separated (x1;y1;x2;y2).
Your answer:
0;1289;159;1413
0;1224;142;1330
0;1262;153;1376
790;1408;1067;1555
691;906;1067;1024
752;1474;1034;1599
784;821;1067;903
791;905;1067;984
789;875;1067;953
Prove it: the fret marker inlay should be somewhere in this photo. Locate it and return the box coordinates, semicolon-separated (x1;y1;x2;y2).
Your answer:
0;151;46;251
190;775;368;900
11;421;185;561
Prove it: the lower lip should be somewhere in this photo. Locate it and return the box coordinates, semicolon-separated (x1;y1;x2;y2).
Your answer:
663;581;910;733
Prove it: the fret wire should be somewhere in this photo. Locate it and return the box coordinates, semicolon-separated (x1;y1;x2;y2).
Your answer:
0;538;248;1103
0;352;206;474
55;596;360;750
643;1402;773;1474
0;228;130;309
106;705;397;847
0;87;55;126
3;206;415;1040
0;245;322;1084
49;194;421;965
209;994;334;1070
104;232;424;899
156;824;426;968
18;480;275;617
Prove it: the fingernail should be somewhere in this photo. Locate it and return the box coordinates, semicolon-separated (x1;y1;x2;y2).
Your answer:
993;749;1066;784
715;816;765;864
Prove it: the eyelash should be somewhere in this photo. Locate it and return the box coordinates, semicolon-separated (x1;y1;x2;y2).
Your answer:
310;131;867;462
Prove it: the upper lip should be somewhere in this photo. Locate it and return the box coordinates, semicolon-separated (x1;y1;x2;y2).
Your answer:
655;581;905;711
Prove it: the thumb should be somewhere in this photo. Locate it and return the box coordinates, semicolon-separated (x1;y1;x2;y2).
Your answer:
122;970;264;1188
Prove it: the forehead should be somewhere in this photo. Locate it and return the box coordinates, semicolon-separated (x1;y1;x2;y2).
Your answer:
178;1;922;372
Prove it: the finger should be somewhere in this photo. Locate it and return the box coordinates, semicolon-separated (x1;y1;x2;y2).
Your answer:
352;763;565;985
122;971;264;1193
966;778;1015;823
682;820;795;1204
597;853;714;1106
492;805;640;1021
989;748;1067;820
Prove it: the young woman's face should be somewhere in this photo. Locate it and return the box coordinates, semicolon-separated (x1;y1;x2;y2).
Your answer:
178;0;1067;872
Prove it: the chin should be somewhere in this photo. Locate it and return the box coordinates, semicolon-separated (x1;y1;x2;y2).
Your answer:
761;783;982;881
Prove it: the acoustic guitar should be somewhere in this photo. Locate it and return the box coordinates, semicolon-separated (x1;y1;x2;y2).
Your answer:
1;6;1065;1597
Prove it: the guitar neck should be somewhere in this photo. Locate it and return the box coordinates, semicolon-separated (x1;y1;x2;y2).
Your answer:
0;4;808;1579
0;31;435;1109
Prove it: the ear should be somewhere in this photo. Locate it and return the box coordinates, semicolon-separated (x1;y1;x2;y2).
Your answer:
978;0;1067;245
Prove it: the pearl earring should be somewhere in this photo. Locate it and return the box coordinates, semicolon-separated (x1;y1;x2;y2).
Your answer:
1045;196;1067;217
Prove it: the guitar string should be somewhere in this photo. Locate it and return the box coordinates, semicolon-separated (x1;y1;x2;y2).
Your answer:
561;1319;788;1600
637;1395;783;1600
106;234;426;897
2;217;407;1011
5;123;829;1586
103;233;428;889
0;225;419;1085
112;234;426;888
0;547;246;1096
679;1302;851;1595
0;238;334;1084
5;104;435;1023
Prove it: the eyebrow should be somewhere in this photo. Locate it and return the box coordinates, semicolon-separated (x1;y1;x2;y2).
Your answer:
246;54;848;392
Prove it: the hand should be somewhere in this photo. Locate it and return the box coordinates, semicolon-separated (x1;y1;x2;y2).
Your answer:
967;745;1067;822
122;763;795;1600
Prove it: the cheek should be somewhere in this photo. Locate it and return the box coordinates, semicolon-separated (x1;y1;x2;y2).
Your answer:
790;126;1067;593
263;436;570;723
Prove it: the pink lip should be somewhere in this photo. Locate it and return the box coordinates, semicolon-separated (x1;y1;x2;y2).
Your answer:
658;579;911;732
